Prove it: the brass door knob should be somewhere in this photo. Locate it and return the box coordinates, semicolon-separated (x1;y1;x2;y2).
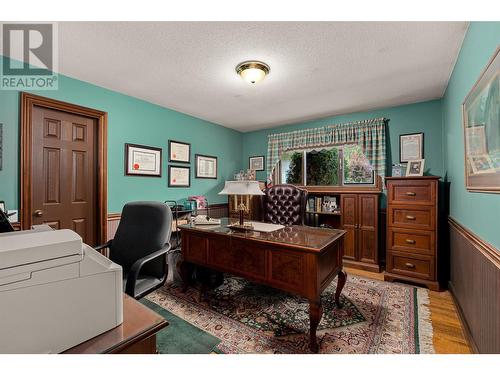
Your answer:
405;191;416;196
405;262;415;269
34;209;43;217
405;239;416;244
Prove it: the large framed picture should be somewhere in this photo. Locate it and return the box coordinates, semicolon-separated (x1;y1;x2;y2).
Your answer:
168;165;190;187
124;143;162;177
399;133;424;163
249;155;265;171
463;47;500;193
168;140;191;164
195;154;217;179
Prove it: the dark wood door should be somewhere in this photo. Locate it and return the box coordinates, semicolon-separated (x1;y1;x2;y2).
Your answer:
341;194;357;261
358;194;378;265
31;106;98;245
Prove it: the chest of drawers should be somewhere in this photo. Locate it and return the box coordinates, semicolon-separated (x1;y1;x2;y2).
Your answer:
384;176;441;291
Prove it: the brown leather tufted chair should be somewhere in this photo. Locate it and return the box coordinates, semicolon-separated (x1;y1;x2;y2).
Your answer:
261;184;308;226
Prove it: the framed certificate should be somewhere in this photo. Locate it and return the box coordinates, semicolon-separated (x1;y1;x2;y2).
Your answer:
400;133;424;163
168;140;191;164
168;165;191;187
249;155;265;171
125;143;162;177
195;154;217;179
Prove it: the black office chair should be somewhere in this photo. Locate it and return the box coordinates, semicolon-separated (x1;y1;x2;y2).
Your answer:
95;201;173;299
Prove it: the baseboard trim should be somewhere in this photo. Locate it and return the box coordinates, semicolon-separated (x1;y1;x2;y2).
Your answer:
448;281;479;354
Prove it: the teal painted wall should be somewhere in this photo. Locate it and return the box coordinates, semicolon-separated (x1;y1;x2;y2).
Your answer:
443;22;500;249
0;57;242;213
242;99;444;198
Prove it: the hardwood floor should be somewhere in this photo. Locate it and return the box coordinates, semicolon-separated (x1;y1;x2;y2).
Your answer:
344;267;472;354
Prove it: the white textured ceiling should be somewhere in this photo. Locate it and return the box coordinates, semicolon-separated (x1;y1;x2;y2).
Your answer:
56;22;465;131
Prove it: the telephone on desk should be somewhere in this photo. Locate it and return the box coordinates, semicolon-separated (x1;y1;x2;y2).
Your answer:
193;215;221;225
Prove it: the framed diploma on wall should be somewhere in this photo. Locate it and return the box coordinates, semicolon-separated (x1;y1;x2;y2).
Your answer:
168;165;191;187
195;154;217;179
125;143;162;177
399;133;424;163
168;140;191;164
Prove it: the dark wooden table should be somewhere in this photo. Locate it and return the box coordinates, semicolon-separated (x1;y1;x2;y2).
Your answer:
64;294;168;354
178;218;346;352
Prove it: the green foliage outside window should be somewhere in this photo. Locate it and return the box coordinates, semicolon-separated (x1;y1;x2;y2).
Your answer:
285;151;303;184
343;145;374;183
306;149;339;185
280;145;374;186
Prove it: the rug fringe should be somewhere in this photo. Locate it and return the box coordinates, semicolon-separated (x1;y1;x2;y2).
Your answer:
416;288;435;354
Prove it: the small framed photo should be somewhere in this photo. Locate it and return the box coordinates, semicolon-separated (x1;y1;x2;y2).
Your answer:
468;154;495;175
168;165;190;187
400;133;424;163
249;155;265;171
125;143;162;177
406;159;425;177
168;140;191;164
0;200;6;213
195;154;217;179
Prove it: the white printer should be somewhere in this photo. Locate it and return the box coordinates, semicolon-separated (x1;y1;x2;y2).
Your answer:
0;226;123;353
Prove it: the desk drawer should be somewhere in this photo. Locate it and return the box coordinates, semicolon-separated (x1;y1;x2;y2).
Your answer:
388;228;435;255
387;252;434;280
388;180;436;205
388;205;435;230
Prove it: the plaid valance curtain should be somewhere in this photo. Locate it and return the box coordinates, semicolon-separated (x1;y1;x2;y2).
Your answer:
266;117;388;183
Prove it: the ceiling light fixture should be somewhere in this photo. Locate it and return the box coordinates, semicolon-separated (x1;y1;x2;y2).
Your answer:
236;61;270;84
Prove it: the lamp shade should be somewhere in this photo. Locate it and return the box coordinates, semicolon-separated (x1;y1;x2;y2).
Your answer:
218;180;265;196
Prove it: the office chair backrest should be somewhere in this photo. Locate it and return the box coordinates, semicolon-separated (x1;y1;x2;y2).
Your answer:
262;184;307;226
110;201;172;278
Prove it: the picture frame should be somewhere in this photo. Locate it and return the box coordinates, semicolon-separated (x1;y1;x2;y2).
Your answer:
0;200;6;213
406;159;425;177
399;133;424;163
249;155;265;171
462;46;500;193
468;154;496;175
195;154;217;179
168;140;191;164
124;143;162;177
168;165;191;187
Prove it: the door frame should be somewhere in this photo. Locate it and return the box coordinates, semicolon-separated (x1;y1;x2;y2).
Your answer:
20;92;108;244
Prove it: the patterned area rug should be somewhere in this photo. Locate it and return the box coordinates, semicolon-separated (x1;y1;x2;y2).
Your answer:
147;274;434;354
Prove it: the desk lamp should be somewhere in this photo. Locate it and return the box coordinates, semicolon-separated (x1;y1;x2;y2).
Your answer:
218;180;264;230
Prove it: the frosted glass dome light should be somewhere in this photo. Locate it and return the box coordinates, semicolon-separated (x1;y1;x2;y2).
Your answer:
236;61;270;84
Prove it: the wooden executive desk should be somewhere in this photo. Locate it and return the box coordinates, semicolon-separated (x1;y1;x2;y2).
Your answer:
178;218;346;352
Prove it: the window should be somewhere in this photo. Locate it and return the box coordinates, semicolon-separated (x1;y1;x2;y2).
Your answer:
279;144;374;186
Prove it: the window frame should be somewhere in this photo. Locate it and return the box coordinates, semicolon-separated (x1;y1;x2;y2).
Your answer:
278;144;376;187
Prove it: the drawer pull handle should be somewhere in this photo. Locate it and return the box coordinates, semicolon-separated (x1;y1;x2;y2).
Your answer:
405;239;416;244
406;192;416;196
405;262;415;269
405;215;416;220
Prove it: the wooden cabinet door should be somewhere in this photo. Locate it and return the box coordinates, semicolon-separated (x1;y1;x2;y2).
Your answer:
358;194;378;265
341;194;357;261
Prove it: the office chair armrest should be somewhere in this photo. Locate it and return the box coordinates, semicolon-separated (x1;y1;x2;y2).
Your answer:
125;243;171;297
94;240;113;252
